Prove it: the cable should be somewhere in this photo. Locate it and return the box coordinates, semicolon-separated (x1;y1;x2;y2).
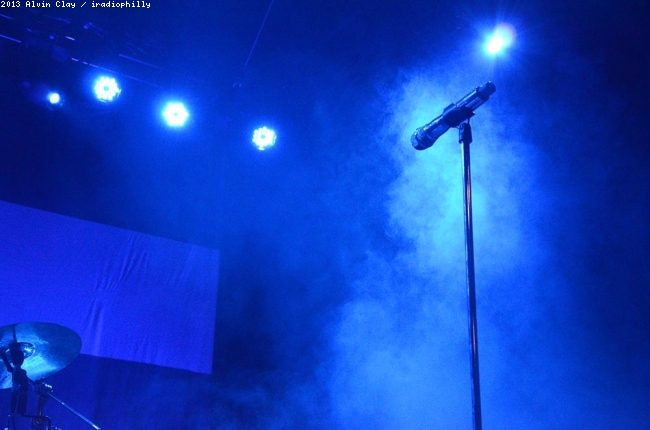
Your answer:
242;0;275;73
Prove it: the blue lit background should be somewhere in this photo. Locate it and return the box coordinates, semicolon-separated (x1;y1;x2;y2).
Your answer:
0;1;648;428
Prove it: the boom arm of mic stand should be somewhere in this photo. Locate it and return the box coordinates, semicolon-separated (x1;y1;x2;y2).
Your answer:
31;379;102;430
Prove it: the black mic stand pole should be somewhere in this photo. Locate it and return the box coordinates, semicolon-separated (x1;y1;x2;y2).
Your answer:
459;120;482;430
412;82;495;430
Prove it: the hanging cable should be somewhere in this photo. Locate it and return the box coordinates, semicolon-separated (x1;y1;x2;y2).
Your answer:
240;0;275;77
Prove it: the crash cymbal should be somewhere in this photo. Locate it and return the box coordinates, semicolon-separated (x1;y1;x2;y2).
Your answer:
0;322;81;389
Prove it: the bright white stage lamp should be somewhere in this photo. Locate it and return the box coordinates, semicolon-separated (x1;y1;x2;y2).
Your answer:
252;127;277;150
485;23;516;55
162;102;189;127
47;92;62;105
93;76;121;102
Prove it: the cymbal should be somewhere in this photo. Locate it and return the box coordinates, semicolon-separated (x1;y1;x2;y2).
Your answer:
0;322;81;389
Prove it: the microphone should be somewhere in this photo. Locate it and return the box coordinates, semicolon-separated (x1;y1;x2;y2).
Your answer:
411;82;496;150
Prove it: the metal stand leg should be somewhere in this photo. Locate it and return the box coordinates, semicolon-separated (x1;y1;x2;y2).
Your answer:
459;121;483;430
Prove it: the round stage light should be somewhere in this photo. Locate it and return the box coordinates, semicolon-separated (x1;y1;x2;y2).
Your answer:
484;23;516;55
162;102;189;127
486;35;507;55
93;76;121;102
47;92;61;105
252;127;277;151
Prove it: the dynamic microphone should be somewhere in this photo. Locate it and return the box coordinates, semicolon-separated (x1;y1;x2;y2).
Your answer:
411;82;496;150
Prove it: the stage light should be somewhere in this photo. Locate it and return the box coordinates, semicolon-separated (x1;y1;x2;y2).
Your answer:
93;76;121;102
252;127;277;150
486;35;506;55
162;102;189;127
484;23;516;55
45;90;65;110
47;92;61;105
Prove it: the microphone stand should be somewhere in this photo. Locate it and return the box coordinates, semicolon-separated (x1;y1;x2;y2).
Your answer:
412;83;495;430
459;120;482;430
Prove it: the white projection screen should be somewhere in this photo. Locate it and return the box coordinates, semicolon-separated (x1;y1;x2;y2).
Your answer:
0;200;219;374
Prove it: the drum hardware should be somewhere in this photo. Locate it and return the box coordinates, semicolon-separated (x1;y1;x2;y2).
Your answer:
0;323;101;430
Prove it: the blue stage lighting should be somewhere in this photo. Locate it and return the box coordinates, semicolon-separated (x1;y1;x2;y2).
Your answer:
93;76;121;102
47;92;61;105
485;23;516;55
162;102;189;127
252;127;277;150
486;35;507;54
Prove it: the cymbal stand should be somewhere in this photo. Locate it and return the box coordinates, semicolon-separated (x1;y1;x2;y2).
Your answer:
0;324;88;430
3;343;29;430
20;380;55;430
28;380;101;430
6;379;101;430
